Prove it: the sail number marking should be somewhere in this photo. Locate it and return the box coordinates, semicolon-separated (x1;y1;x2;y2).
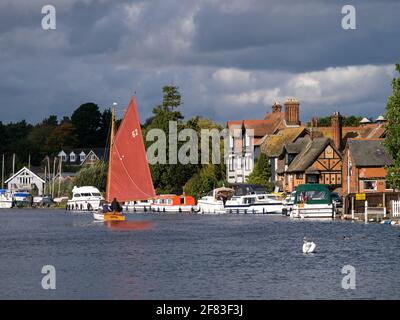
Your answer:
132;129;139;138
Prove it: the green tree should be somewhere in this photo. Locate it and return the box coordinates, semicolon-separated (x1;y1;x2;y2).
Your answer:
46;121;79;155
384;63;400;189
162;85;181;111
246;153;273;191
184;164;226;199
26;116;58;164
343;116;362;127
74;161;108;192
98;109;112;146
71;103;102;147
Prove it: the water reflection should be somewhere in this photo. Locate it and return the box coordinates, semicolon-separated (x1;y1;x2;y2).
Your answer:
105;220;154;231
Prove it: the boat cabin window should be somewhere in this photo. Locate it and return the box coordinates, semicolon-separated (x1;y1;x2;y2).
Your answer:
74;194;81;197
244;197;256;204
180;197;185;205
297;191;327;203
92;193;101;197
81;193;91;197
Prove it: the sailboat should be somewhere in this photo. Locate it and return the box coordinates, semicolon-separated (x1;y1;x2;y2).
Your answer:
93;97;156;222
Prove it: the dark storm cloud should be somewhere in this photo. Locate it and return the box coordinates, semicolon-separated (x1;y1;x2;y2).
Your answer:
0;0;398;124
192;0;400;71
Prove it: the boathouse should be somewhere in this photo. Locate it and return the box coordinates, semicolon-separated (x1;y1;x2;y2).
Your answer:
5;167;45;195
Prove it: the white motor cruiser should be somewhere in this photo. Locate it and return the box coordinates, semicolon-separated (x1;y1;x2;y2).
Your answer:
67;186;104;211
197;187;234;214
225;193;283;214
0;189;13;209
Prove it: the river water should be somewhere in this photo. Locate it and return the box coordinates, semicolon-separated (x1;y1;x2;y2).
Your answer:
0;209;399;300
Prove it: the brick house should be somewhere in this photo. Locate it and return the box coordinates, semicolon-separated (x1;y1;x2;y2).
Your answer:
280;137;343;192
342;139;393;195
226;99;301;183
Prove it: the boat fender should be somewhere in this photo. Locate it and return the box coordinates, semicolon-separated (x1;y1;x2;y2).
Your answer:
163;208;166;213
179;208;182;213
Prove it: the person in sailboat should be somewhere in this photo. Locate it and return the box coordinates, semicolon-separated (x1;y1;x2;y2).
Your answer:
111;198;123;213
102;202;111;213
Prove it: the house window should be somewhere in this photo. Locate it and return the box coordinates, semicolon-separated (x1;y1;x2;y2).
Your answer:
287;154;295;165
363;180;377;191
306;174;319;184
90;154;97;161
228;156;234;171
61;155;67;162
237;157;242;169
296;173;303;180
80;153;85;162
70;154;76;162
245;133;250;147
229;136;234;150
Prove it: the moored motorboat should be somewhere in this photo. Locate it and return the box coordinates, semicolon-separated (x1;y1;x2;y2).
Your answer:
67;186;104;211
197;187;234;214
13;191;33;207
225;193;283;214
0;189;13;209
290;184;335;219
151;194;196;213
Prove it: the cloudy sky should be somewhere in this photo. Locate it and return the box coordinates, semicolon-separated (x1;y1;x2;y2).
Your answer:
0;0;399;125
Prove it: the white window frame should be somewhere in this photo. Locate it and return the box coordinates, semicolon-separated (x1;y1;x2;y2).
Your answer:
363;180;377;191
80;153;86;162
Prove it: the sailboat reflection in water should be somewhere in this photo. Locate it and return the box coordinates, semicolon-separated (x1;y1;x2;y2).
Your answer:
93;97;156;223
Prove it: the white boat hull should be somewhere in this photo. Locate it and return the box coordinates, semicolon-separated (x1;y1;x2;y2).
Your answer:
291;205;334;219
67;199;102;211
124;201;153;212
150;205;195;213
197;200;226;214
225;203;283;214
93;212;104;221
0;199;13;209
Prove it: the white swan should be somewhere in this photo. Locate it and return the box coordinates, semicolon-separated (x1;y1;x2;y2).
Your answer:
302;237;316;254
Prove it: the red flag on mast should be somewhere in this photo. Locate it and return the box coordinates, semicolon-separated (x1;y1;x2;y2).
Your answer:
106;97;156;202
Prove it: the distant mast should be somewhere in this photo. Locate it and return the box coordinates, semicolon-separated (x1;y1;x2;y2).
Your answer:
106;97;155;203
106;103;116;202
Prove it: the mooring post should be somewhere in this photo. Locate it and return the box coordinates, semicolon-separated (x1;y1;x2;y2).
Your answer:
364;200;368;223
351;196;355;220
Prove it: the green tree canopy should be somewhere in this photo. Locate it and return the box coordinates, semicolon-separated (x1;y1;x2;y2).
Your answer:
162;85;181;111
71;103;102;147
384;63;400;189
246;153;273;191
74;161;108;192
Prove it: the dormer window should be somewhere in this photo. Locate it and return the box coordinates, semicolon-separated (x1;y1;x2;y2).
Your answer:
80;152;86;162
70;153;76;162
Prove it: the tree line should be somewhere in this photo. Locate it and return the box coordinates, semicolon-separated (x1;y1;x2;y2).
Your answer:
0;103;111;175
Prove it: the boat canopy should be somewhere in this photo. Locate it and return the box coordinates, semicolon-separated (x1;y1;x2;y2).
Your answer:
294;184;332;205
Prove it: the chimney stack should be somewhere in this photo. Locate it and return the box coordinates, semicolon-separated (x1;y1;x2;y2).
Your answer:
284;98;300;126
331;111;343;150
272;102;282;113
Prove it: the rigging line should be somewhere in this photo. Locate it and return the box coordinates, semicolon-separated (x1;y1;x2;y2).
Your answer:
103;114;112;161
114;144;154;198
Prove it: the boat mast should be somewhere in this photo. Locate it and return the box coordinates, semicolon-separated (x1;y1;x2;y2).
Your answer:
106;105;116;202
1;154;4;189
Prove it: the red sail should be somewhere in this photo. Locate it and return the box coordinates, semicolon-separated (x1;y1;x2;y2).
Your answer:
107;97;156;202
